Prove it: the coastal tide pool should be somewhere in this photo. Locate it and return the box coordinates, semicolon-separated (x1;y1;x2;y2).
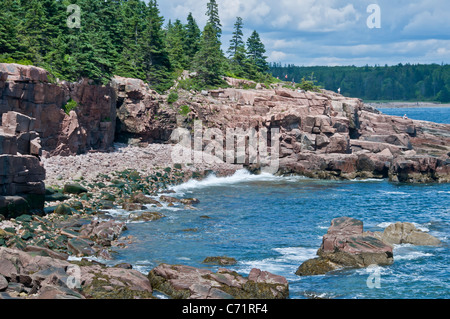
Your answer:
110;170;450;299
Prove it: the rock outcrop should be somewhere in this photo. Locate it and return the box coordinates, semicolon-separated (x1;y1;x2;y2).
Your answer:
0;111;45;218
370;222;441;246
106;78;450;183
2;63;449;183
0;63;116;157
0;246;152;299
296;217;394;276
148;264;289;299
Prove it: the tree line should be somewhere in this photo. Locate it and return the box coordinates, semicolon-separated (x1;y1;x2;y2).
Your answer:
0;0;271;92
270;63;450;103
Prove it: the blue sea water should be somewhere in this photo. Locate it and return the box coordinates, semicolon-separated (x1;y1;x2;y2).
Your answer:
108;108;450;299
378;107;450;124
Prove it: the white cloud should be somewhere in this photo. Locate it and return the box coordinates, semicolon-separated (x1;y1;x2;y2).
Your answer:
156;0;450;66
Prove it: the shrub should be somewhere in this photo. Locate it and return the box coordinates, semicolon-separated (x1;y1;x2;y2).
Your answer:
179;105;191;116
167;92;179;104
62;99;78;115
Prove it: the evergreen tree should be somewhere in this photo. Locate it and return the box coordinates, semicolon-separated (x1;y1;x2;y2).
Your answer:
18;0;49;63
192;23;225;87
228;17;244;58
166;19;188;70
206;0;222;38
0;0;21;59
227;17;253;78
184;12;201;64
115;0;148;79
246;30;268;73
142;0;173;92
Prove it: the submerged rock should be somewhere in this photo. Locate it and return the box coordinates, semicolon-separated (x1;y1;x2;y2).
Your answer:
202;256;237;266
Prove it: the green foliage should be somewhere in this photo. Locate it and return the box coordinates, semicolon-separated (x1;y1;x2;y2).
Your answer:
271;63;450;102
192;23;226;88
0;56;33;66
247;31;268;73
1;0;274;93
167;92;179;104
179;105;191;116
206;0;222;38
296;77;322;92
62;99;78;115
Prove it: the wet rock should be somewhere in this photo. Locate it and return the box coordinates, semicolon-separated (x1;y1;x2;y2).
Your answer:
0;196;30;219
148;264;289;299
54;204;73;216
122;203;145;212
63;184;88;195
202;256;237;266
128;212;165;222
0;274;8;291
79;219;126;246
67;237;96;257
80;264;153;299
297;217;394;276
130;193;161;206
375;222;441;246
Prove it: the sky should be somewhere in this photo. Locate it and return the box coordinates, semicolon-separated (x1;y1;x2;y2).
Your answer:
156;0;450;67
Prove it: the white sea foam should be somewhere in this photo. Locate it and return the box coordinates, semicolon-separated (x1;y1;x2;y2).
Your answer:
350;178;384;182
394;251;434;261
170;169;307;193
234;247;317;280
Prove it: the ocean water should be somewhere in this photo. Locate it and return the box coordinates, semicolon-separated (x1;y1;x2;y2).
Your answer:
107;108;449;299
378;107;450;124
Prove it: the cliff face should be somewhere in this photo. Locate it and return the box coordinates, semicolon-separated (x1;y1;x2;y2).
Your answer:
1;63;449;184
0;63;116;157
115;76;450;183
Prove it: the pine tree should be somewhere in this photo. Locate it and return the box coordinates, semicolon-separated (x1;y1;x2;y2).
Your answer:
184;12;201;65
246;30;268;73
192;23;225;87
206;0;222;38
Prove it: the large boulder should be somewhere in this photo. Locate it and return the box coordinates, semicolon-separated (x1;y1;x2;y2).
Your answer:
296;217;394;276
373;222;441;246
148;264;289;299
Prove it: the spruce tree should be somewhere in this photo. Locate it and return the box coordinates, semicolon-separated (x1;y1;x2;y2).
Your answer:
142;0;173;92
184;13;201;65
228;17;244;58
247;30;268;73
0;0;21;59
166;19;188;70
116;0;148;79
206;0;222;38
192;23;225;87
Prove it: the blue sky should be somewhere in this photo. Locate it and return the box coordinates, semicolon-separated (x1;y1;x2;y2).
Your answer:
157;0;450;66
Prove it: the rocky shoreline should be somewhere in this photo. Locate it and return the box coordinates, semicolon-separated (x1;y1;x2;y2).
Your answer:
1;63;449;299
